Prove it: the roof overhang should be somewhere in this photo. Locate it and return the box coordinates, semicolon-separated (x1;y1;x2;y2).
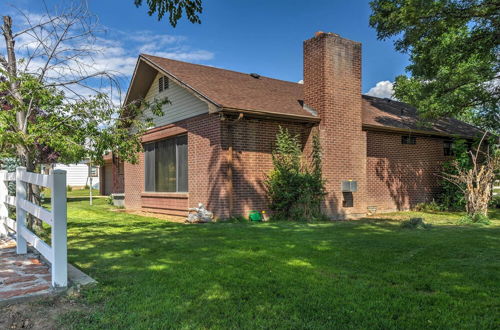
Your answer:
220;107;320;123
362;123;478;140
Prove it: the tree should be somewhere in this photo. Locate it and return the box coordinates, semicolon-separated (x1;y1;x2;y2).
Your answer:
1;4;166;170
134;0;202;26
437;139;471;210
1;4;166;229
369;0;499;132
441;133;499;220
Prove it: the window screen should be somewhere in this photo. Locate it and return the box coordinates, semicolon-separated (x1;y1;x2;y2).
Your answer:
144;135;188;192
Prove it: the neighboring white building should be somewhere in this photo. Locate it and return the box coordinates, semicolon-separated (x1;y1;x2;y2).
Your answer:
42;162;99;189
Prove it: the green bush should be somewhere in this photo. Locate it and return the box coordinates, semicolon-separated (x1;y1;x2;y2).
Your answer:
457;214;490;225
84;184;90;190
106;195;113;205
265;128;326;221
66;185;73;192
222;215;248;223
489;195;500;209
414;200;443;212
400;217;432;229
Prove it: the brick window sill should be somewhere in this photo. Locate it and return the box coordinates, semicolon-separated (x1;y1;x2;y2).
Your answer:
141;192;189;199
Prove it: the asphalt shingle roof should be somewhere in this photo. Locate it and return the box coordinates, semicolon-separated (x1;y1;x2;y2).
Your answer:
141;54;482;138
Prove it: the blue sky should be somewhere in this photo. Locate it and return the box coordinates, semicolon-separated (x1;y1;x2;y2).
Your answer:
2;0;409;98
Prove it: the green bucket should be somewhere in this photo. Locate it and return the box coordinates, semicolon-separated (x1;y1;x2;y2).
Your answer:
249;210;262;222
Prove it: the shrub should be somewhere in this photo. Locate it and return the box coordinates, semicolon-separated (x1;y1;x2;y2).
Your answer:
457;214;490;225
0;157;19;195
106;195;113;205
265;128;326;221
441;135;499;216
400;217;432;229
84;184;90;190
489;195;500;209
414;201;443;212
66;185;73;192
222;216;248;223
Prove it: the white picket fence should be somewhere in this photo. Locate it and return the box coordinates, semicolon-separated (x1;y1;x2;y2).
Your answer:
0;167;67;287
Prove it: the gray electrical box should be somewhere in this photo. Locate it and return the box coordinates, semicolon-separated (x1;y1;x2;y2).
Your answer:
341;180;358;192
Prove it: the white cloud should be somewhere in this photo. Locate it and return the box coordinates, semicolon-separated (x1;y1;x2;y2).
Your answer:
366;80;395;99
151;50;214;62
6;8;215;106
297;79;304;84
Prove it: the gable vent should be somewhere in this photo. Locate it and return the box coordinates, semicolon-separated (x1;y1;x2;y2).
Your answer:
158;76;169;92
250;73;260;79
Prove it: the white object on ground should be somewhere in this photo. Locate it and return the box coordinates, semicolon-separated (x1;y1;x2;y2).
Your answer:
186;203;213;223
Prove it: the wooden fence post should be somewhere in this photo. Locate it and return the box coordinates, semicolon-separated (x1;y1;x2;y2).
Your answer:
15;167;27;254
51;169;67;287
0;170;8;237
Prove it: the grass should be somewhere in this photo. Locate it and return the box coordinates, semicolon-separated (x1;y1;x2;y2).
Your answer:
42;188;101;199
57;196;500;329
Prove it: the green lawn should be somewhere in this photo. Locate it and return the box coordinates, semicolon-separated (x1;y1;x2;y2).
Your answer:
59;197;500;329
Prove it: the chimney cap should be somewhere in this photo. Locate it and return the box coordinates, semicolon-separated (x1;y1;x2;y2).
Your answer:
314;31;340;38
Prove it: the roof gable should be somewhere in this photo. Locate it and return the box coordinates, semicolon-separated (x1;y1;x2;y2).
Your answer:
140;54;316;120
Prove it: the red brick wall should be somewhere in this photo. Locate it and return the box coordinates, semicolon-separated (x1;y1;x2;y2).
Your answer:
187;114;228;217
223;118;312;217
304;32;367;218
111;156;124;194
366;130;449;211
123;112;313;219
124;113;228;217
141;192;188;216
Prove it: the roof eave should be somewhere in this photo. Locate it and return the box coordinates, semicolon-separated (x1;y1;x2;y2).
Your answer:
362;123;479;140
221;107;320;123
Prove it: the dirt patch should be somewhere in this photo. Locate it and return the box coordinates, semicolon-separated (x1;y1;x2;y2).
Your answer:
118;208;187;223
0;294;90;329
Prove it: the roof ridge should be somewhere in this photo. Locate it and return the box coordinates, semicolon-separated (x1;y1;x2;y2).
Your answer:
141;53;302;86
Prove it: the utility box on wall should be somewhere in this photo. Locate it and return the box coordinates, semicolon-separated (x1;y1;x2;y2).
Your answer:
341;180;358;192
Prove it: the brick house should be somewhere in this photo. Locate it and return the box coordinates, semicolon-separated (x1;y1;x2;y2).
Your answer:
102;31;481;219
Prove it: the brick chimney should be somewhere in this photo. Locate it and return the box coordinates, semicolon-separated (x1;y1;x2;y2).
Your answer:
303;32;366;218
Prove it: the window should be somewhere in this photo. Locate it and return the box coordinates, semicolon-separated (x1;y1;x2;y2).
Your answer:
158;76;169;93
444;140;453;156
89;166;98;177
402;135;416;145
144;135;188;192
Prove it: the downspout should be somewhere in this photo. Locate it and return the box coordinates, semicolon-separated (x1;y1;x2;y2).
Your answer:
224;113;244;216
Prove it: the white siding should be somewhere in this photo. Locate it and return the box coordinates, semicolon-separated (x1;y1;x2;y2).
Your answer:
53;164;99;188
142;72;209;127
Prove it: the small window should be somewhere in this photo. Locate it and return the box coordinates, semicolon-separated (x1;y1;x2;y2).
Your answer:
89;166;98;177
342;192;354;208
444;141;453;156
402;135;416;145
158;76;169;93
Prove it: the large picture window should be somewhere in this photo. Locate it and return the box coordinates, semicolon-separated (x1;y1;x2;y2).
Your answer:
144;135;188;192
